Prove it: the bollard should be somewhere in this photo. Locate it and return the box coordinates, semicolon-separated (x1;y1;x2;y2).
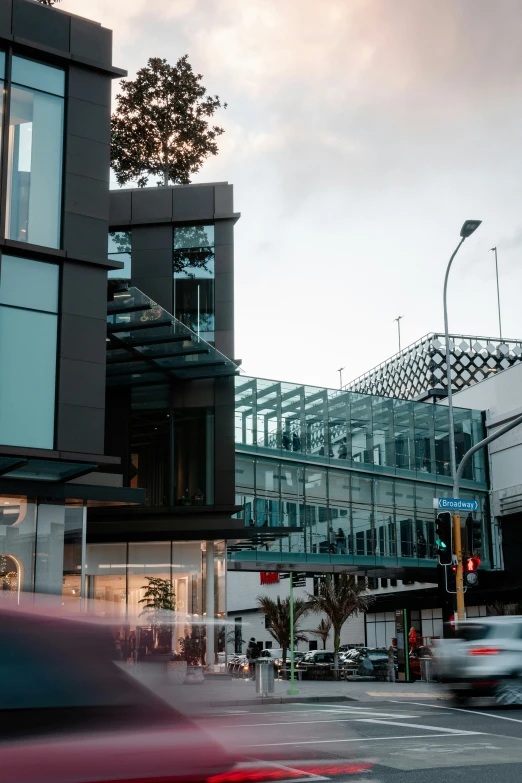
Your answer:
255;659;275;696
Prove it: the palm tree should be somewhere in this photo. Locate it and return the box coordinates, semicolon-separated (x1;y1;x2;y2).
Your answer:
304;617;332;650
257;595;310;666
307;575;375;667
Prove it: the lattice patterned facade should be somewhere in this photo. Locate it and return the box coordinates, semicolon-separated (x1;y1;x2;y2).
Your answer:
346;333;522;401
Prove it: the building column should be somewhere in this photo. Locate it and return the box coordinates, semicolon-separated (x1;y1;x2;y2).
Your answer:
206;541;215;668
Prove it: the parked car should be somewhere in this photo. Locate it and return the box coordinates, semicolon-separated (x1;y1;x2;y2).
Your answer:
436;616;522;705
259;648;304;674
296;651;336;675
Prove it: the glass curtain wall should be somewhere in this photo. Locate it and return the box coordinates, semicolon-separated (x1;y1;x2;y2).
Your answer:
235;376;486;484
7;56;65;248
0;255;58;449
85;541;224;663
108;231;131;279
235;456;488;563
173;224;215;343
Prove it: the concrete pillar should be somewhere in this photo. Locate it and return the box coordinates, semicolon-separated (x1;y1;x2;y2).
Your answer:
205;541;215;667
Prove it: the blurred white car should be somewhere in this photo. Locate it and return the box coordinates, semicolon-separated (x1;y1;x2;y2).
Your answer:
436;616;522;705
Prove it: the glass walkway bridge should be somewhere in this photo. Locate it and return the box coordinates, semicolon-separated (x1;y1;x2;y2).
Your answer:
230;375;489;578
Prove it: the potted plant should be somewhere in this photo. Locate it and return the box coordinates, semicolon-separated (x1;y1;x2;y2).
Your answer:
138;577;176;665
179;625;206;684
167;652;187;684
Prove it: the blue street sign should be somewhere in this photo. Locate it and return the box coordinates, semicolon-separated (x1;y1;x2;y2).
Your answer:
435;498;479;512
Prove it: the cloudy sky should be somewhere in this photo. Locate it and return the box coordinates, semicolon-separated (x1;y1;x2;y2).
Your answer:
65;0;522;390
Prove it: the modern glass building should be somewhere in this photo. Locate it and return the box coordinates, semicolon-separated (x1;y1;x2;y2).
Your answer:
232;376;489;573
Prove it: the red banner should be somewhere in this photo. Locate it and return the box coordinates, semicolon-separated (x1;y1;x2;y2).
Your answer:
260;572;279;585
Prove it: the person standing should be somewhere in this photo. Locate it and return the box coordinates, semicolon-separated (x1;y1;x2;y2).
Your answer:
335;527;347;554
246;637;259;679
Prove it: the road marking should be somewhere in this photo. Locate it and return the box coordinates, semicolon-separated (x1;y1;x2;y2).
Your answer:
244;733;484;748
390;699;522;725
358;718;482;735
368;692;452;699
220;715;417;728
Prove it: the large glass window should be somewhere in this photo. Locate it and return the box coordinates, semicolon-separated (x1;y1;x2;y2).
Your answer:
173;224;215;342
0;255;58;449
108;231;131;280
7;57;65;249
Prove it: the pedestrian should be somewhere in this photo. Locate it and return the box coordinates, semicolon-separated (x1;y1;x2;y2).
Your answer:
246;636;259;678
338;440;348;459
417;532;427;559
328;527;336;553
335;527;347;554
292;432;301;452
387;645;396;682
408;626;418;653
282;430;291;451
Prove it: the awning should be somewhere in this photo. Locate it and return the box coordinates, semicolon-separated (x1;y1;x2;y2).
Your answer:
107;285;240;385
0;457;97;482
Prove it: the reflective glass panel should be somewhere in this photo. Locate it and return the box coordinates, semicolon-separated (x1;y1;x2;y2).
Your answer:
7;81;64;248
0;306;57;449
108;231;131;280
0;255;58;312
174;225;215;341
12;56;65;97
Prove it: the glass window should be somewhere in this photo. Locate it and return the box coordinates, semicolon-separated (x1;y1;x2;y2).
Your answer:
0;255;58;312
108;231;131;280
236;457;255;490
328;470;350;504
11;57;65;97
174;225;215;342
0;51;5;81
0;306;57;449
7;58;65;249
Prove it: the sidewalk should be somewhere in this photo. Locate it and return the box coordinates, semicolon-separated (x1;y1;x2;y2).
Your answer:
129;668;446;713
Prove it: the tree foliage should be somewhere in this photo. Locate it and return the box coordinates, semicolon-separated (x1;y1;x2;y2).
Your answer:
307;575;375;666
257;594;310;665
304;617;332;650
111;56;226;188
179;625;206;665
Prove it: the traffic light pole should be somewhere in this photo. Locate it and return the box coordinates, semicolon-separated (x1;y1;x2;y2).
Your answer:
287;572;299;696
452;411;522;623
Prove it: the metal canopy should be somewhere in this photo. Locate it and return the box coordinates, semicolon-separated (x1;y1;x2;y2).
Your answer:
0;457;98;482
107;285;239;385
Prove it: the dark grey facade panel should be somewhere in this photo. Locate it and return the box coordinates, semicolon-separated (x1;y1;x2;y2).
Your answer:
214;330;234;360
56;403;105;455
66;135;110;183
131;224;172;252
67;97;111;146
214;184;233;215
214;220;234;246
60;313;107;365
131;276;172;313
214;466;235;505
64;172;110;221
63;212;107;261
215;302;234;331
69;16;112;66
214;273;233;304
0;0;11;38
109;190;132;225
13;0;70;52
62;261;108;321
59;358;106;410
68;65;111;108
131;187;173;222
213;243;234;273
172;185;214;221
132;247;173;279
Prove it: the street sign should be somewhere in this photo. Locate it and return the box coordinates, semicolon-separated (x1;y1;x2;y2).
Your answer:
433;498;479;512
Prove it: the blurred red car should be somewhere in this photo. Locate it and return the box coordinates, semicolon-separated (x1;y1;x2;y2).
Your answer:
0;601;236;783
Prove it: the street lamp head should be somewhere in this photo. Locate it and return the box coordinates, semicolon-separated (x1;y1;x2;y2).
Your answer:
460;219;482;238
489;247;496;252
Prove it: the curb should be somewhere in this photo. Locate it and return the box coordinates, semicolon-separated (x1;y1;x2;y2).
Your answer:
203;695;359;707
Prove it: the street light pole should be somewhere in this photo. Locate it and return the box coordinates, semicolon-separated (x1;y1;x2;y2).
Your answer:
393;315;404;352
489;247;502;339
337;367;345;390
443;219;482;625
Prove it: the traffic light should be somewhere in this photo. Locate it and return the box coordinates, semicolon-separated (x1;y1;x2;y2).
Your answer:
464;556;481;587
436;512;452;565
466;513;483;553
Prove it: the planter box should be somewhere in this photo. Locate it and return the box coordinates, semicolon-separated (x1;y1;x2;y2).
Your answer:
167;660;187;684
185;665;204;685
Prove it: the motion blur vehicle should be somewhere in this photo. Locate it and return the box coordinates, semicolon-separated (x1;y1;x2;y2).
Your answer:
437;616;522;705
0;600;237;783
259;648;304;674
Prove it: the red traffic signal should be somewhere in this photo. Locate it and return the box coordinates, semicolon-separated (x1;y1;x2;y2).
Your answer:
465;556;481;572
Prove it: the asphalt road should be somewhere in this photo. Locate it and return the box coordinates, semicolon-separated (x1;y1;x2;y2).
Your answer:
197;698;522;783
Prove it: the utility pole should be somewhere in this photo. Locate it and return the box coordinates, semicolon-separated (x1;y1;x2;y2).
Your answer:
393;315;404;352
489;247;503;339
286;572;299;695
337;367;345;390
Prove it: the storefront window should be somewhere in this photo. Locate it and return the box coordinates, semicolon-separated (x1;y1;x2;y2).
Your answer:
7;57;64;248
